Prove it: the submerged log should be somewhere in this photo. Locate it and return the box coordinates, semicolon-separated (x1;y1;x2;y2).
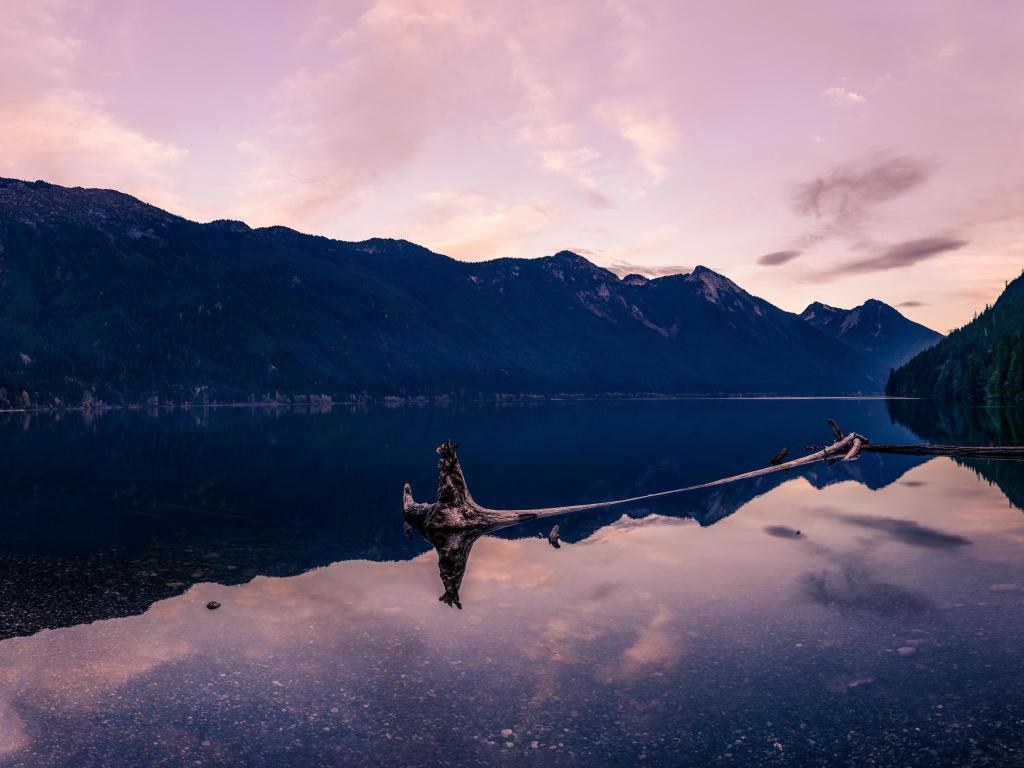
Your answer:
403;421;1024;607
403;440;542;532
861;443;1024;458
404;429;868;538
404;422;1024;537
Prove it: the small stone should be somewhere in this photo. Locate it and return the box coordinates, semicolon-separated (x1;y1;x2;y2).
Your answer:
896;646;916;656
531;741;540;749
500;728;515;739
206;601;221;610
989;583;1019;592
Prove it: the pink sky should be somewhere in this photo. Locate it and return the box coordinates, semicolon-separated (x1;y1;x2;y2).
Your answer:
2;0;1022;331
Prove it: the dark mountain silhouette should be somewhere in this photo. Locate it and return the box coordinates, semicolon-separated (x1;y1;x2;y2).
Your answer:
801;299;940;375
0;177;889;405
887;270;1024;400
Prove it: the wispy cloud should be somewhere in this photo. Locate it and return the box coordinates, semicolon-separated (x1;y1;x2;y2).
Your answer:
596;103;679;184
833;514;971;549
758;249;802;266
823;85;866;106
792;152;938;238
567;248;689;278
404;190;558;260
231;2;483;226
782;151;943;266
605;261;691;278
837;236;967;275
898;300;926;308
807;236;968;282
0;1;187;211
801;559;934;617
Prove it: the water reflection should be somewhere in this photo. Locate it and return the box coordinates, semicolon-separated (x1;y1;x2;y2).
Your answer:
419;527;484;609
888;399;1024;511
830;513;972;548
2;455;1023;766
0;400;940;637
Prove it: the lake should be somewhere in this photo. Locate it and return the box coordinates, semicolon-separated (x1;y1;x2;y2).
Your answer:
1;399;1023;766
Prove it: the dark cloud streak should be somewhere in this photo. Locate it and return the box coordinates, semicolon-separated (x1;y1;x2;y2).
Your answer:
831;236;967;277
801;561;934;617
835;514;971;549
758;249;801;266
802;236;968;282
791;152;939;235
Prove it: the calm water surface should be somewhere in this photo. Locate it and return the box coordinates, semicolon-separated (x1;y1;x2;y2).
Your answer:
1;400;1023;766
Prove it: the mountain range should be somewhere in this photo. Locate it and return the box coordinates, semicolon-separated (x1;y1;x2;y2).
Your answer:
800;300;941;374
0;178;939;406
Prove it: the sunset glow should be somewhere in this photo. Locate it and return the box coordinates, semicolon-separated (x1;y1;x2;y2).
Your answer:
2;0;1022;330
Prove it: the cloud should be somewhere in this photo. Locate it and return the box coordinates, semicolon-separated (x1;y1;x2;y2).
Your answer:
578;188;616;209
508;35;604;196
823;85;867;106
764;525;803;539
619;606;682;672
822;236;968;279
580;224;682;275
404;190;558;260
555;248;690;278
1;92;187;204
596;103;679;183
605;261;691;278
758;249;802;266
788;152;941;259
898;300;926;308
833;514;971;549
231;7;465;225
801;560;934;617
231;1;679;227
0;2;187;211
539;147;601;176
792;152;938;237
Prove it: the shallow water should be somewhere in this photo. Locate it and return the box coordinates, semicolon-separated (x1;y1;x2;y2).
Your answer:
1;400;1023;766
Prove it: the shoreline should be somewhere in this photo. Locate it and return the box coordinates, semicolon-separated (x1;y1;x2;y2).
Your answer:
0;393;920;416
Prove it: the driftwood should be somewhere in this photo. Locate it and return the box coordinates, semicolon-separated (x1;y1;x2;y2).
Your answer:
403;430;869;534
403;421;1024;607
861;444;1024;458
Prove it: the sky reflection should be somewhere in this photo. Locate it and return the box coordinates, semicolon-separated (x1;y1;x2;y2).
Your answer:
2;457;1023;766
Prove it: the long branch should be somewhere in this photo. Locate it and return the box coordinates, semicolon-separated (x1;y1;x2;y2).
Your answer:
405;423;1024;534
480;432;862;519
862;444;1024;458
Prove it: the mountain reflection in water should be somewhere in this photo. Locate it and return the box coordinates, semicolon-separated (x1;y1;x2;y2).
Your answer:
2;453;1024;766
1;399;942;638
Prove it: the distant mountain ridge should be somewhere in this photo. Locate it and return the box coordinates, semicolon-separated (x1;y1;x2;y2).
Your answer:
801;299;941;373
887;270;1024;400
0;177;927;406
